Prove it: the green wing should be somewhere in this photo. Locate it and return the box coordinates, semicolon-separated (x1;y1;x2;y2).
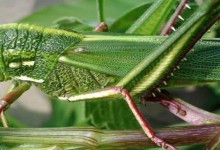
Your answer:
60;34;220;87
60;33;162;77
174;39;220;81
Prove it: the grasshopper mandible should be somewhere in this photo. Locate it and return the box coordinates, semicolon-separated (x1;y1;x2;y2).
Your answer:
0;1;219;149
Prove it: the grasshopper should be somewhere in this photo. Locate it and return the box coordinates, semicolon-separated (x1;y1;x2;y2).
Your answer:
0;1;219;149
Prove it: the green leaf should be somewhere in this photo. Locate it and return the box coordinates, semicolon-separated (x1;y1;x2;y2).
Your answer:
3;114;27;128
19;0;98;26
19;0;148;27
85;98;140;129
43;99;87;127
52;17;93;31
110;2;153;33
126;0;178;35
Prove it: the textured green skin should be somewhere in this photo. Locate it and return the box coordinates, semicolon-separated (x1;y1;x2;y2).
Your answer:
38;62;111;98
0;23;220;100
58;34;220;97
0;23;83;82
0;24;112;98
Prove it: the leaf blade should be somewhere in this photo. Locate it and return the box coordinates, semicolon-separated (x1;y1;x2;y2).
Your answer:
126;0;177;35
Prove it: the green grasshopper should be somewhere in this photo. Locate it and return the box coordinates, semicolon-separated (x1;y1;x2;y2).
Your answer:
0;1;219;149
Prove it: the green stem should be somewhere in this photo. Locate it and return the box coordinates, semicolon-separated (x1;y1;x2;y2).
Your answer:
96;0;104;22
0;124;220;149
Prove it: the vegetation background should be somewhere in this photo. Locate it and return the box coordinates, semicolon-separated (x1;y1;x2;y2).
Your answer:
0;0;220;149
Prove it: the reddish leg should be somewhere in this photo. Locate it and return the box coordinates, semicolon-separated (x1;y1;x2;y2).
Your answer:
145;91;220;125
113;87;177;150
66;87;177;149
145;91;186;117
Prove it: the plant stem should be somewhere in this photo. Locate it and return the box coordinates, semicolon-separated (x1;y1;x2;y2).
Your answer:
96;0;104;22
0;124;220;149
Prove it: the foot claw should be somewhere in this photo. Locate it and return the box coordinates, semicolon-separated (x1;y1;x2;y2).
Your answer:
152;136;177;150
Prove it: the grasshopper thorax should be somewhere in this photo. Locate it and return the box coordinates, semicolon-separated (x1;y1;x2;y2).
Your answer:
0;23;84;83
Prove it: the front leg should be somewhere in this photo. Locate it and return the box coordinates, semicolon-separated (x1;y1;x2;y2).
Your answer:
0;81;31;127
